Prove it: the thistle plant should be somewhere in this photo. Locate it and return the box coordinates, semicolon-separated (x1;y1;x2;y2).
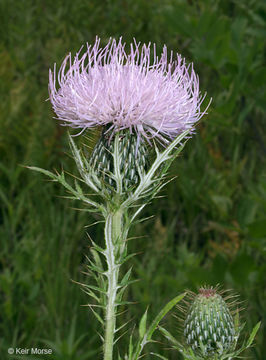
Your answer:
29;36;212;359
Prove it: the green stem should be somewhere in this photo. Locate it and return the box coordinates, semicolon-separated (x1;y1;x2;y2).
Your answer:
103;208;124;360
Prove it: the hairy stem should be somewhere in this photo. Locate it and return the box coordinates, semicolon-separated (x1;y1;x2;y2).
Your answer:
103;208;124;360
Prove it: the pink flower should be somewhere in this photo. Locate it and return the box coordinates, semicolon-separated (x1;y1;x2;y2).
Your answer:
49;37;207;144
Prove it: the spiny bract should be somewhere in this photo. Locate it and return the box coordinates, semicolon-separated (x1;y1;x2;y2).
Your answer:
89;128;148;193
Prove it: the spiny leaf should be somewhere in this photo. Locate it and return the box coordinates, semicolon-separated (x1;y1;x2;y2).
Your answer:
87;263;106;274
150;353;168;360
158;325;179;347
27;166;60;180
90;240;105;255
81;288;100;303
132;293;186;360
115;300;135;306
146;293;186;341
118;279;139;290
128;334;134;359
116;280;139;303
120;252;138;264
131;214;154;225
84;220;105;228
115;319;132;334
74;179;83;194
81;288;101;304
246;321;261;347
120;267;132;286
27;166;102;210
139;309;148;339
113;328;129;345
88;306;104;325
81;283;106;295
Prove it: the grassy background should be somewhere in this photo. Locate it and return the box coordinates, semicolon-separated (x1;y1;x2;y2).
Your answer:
0;0;265;359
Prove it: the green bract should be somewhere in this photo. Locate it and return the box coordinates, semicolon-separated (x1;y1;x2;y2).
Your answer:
89;128;148;193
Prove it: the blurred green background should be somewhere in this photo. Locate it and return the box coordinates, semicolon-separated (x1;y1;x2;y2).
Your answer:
0;0;265;359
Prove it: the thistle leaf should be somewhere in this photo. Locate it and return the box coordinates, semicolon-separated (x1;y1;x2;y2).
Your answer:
150;353;168;360
120;252;138;264
68;134;100;193
139;309;148;339
115;300;135;306
246;321;261;347
158;325;179;347
90;240;105;254
128;334;134;359
120;267;132;286
89;305;104;325
27;166;102;210
146;293;186;341
82;283;106;295
81;288;100;303
132;293;186;360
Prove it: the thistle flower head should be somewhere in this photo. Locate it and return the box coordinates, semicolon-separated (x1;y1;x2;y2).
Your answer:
49;37;207;145
183;286;238;358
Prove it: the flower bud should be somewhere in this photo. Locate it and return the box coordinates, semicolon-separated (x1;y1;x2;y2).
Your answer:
184;287;235;357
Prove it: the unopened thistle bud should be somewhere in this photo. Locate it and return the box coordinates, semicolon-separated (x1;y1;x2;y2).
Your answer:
184;287;236;357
